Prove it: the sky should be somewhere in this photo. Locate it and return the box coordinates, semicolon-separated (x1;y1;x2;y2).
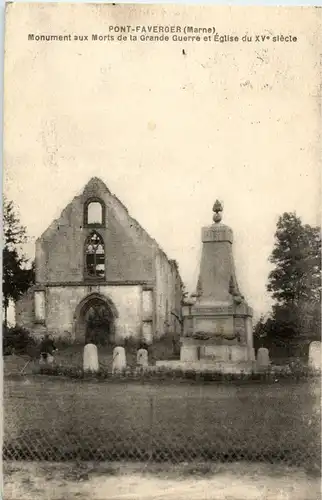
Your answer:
3;4;321;320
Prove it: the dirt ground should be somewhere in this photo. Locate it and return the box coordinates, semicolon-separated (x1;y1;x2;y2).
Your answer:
3;461;321;500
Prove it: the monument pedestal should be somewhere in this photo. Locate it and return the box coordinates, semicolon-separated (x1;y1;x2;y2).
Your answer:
178;336;254;362
177;335;255;367
155;359;254;374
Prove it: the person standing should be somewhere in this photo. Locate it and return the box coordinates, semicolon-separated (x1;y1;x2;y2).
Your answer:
39;334;57;365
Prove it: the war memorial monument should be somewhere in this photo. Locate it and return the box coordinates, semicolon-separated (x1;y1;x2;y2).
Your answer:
157;200;255;373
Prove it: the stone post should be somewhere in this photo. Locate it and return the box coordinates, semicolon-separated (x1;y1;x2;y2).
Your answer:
112;346;127;373
83;343;99;372
308;341;321;372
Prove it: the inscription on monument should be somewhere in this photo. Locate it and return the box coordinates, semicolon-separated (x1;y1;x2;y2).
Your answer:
195;317;232;335
193;306;233;314
202;226;233;243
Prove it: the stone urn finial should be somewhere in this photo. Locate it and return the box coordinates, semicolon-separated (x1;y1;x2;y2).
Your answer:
213;200;223;223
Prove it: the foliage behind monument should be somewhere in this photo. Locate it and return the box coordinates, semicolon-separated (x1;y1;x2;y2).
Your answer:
255;212;321;357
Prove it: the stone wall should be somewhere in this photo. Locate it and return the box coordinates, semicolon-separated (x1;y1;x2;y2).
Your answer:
15;287;46;338
154;252;182;338
15;288;34;330
169;260;184;335
36;178;155;284
16;284;143;341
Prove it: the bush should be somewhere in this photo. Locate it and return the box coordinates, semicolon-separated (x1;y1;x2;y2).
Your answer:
37;364;85;379
3;325;38;356
150;334;180;362
123;337;141;351
54;336;76;350
35;360;318;384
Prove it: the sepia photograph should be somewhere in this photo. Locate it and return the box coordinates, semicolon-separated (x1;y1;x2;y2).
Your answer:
2;3;321;499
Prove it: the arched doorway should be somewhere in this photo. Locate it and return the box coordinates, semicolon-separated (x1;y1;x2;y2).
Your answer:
74;293;118;345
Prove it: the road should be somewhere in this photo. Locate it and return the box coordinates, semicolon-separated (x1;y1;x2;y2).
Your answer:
3;461;320;500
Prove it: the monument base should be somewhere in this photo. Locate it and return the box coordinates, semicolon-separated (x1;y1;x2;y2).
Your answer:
179;336;255;363
155;360;255;375
155;336;255;375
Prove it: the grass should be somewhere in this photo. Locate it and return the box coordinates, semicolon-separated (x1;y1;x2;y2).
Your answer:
3;375;321;469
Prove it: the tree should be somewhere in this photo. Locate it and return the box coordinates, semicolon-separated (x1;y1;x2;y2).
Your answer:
267;212;321;306
2;197;35;325
266;212;321;342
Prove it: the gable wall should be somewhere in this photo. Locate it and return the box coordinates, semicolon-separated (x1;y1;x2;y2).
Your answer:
36;179;155;284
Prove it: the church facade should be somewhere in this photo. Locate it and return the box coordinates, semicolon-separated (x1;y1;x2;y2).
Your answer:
15;178;183;345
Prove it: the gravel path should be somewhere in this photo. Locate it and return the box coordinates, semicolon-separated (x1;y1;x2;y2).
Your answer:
3;461;320;500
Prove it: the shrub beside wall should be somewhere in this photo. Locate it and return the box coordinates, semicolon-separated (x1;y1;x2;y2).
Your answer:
3;325;38;356
35;363;319;384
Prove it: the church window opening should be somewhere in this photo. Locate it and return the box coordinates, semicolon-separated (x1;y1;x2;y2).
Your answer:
87;201;103;225
85;232;105;278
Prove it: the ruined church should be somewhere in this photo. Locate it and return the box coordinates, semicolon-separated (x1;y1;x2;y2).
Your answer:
16;178;183;345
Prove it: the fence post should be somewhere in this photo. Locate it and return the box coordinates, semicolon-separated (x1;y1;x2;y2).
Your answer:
148;395;155;461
